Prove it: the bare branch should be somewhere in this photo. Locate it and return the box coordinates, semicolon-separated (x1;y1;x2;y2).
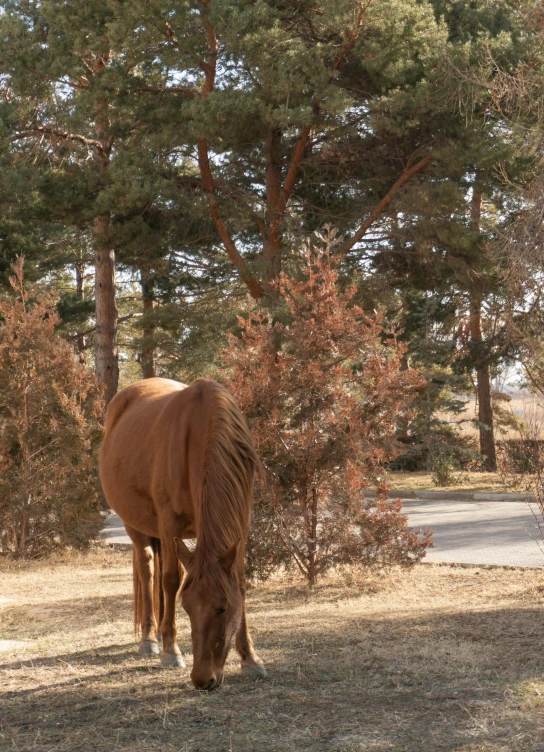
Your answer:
339;154;433;255
197;140;264;299
13;126;107;157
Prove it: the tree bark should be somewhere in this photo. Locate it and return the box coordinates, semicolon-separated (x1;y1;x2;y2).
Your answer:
194;9;264;301
75;261;86;362
307;487;318;587
197;139;264;300
263;127;283;289
470;187;497;471
90;52;118;405
140;268;156;379
469;298;497;471
94;213;118;405
339;155;432;256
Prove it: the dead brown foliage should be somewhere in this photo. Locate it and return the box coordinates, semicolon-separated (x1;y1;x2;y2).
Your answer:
0;258;104;556
222;234;429;585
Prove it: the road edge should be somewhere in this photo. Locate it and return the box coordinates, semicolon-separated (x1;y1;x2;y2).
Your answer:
363;489;536;502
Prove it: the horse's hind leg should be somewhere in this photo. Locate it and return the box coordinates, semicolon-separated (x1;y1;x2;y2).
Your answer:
159;536;186;668
236;578;266;678
126;525;160;657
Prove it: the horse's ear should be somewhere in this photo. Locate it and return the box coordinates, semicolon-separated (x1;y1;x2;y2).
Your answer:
220;541;239;575
174;537;192;568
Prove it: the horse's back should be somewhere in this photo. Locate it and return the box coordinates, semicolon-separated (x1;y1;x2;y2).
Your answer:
103;377;186;437
99;378;237;537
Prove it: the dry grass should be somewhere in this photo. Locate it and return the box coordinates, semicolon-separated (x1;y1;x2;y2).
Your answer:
2;546;544;751
440;395;544;441
387;471;523;493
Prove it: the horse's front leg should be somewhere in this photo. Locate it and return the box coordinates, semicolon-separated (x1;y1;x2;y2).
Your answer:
160;539;186;668
236;580;266;678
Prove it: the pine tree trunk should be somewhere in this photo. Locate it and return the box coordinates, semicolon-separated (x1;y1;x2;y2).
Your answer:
477;363;496;471
307;487;318;587
396;348;410;442
470;187;496;472
470;298;497;471
91;52;118;405
94;213;118;405
263;127;283;294
140;269;156;379
75;261;86;362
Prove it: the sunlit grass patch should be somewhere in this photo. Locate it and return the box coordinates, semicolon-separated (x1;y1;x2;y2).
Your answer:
388;471;524;493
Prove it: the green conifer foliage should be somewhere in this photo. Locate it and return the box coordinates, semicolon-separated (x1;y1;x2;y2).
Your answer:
0;0;539;448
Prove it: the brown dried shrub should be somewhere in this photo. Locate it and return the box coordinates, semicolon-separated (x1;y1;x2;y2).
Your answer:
0;259;104;557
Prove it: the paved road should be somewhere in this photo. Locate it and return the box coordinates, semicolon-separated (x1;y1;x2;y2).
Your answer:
402;499;543;568
103;499;544;568
103;512;133;545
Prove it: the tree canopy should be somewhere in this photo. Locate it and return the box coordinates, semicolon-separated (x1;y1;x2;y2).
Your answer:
0;0;542;472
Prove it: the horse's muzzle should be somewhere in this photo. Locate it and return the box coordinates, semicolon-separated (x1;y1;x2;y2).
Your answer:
192;670;223;691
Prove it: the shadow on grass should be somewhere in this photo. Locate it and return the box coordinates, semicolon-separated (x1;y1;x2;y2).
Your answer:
0;640;179;705
0;643;141;676
246;576;389;610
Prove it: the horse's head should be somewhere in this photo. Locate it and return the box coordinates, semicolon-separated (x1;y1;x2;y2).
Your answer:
175;538;243;691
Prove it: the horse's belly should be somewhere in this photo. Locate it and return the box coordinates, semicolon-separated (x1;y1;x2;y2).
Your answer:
100;468;157;534
100;440;196;540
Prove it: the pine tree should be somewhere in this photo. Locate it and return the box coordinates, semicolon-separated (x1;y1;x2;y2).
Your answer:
0;0;181;401
87;0;446;302
222;233;430;586
365;0;538;470
0;0;539;445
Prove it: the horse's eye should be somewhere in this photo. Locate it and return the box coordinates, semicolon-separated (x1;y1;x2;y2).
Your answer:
216;606;227;616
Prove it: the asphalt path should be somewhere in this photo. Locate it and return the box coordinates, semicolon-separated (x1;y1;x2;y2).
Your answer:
402;499;543;568
102;498;544;568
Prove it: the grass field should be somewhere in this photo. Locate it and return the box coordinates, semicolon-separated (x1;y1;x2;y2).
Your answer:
387;471;524;493
438;395;544;441
2;546;544;751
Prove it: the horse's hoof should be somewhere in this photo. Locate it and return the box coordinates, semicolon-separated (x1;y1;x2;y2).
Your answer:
241;663;267;679
138;641;160;657
161;653;186;668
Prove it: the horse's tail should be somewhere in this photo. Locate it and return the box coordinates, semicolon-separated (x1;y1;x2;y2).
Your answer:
133;536;163;635
194;381;257;570
133;546;139;635
152;537;163;633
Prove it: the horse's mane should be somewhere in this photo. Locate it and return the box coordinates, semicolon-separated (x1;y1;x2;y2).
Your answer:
191;380;256;595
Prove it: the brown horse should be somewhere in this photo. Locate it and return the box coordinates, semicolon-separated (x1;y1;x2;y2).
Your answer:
99;377;266;690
